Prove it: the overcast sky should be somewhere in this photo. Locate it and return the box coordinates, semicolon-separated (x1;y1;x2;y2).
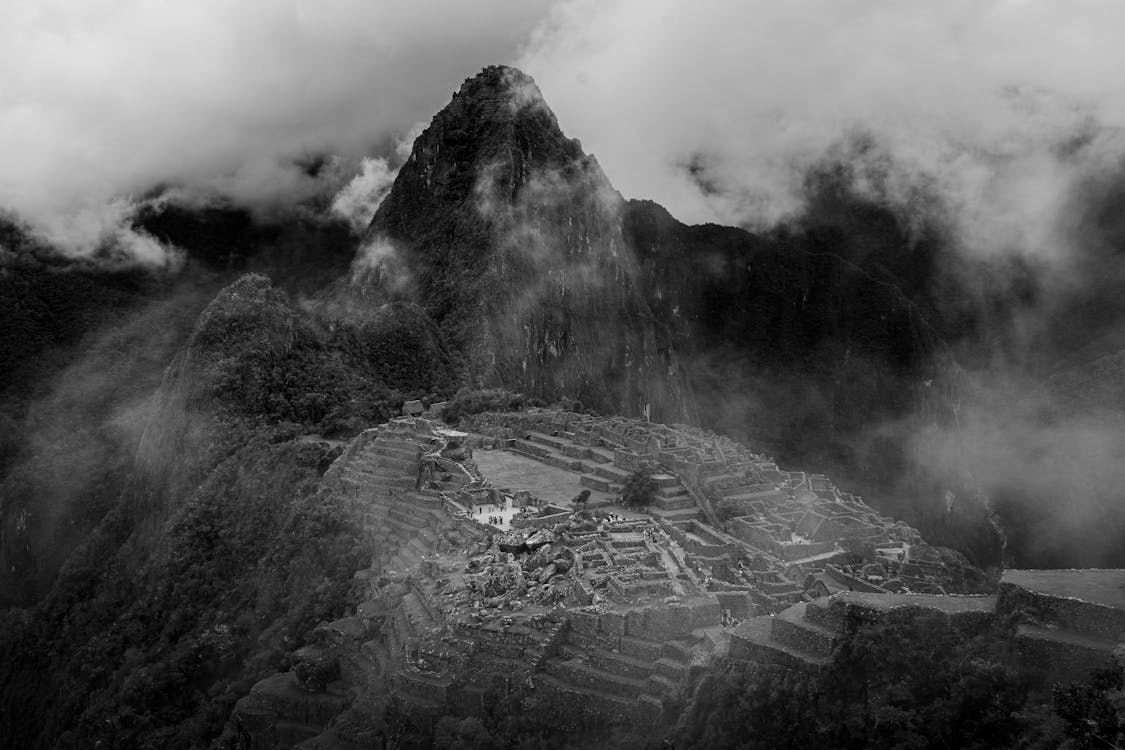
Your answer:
4;0;1125;263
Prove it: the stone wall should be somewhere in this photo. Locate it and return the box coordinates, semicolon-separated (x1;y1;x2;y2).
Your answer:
566;597;721;646
997;579;1125;641
728;517;782;556
715;590;755;619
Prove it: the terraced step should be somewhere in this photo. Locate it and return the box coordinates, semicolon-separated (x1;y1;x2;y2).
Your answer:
512;439;551;459
653;657;688;682
1000;569;1125;641
390;545;422;573
729;617;831;670
1015;624;1118;681
580;474;619;493
346;474;417;492
388;506;430;530
594;464;633;483
355;453;417;472
559;444;593;460
527;432;568;451
586;447;616;464
343;477;409;495
650;473;682;489
653;494;695;511
346;468;415;484
374;433;423;447
532;674;637;713
618;635;664;661
660;639;692;663
372;443;420;460
566;629;626;654
656;484;689;499
542;659;647;701
650;507;702;523
771;602;836;658
416;493;445;510
803;598;837;629
701;473;738;489
559;645;654;680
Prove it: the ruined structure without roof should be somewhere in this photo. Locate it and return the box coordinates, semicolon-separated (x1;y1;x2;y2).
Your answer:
233;408;1125;747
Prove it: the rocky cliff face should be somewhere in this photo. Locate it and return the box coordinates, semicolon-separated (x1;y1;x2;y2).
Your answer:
364;66;692;422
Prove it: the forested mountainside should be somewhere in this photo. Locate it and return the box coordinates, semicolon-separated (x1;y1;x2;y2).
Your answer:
0;270;460;747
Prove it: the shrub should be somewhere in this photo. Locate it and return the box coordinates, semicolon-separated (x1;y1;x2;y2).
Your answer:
621;464;658;508
443;389;528;423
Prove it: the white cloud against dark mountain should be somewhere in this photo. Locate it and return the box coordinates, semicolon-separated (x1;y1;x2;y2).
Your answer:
0;0;551;256
519;0;1125;267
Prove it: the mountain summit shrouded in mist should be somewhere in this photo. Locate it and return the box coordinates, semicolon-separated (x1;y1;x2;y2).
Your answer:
360;65;691;422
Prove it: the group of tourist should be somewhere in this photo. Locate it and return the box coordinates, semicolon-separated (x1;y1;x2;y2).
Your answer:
475;504;506;527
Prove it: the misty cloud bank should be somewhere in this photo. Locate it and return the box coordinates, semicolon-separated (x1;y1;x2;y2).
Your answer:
520;0;1125;266
1;0;551;257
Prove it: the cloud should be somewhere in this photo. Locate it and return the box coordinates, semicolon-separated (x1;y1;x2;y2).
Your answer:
518;0;1125;266
350;237;413;296
902;370;1125;567
331;123;423;232
331;157;396;232
0;0;552;256
33;198;183;268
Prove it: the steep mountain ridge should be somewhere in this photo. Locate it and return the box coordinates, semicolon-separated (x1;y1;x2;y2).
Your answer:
364;65;693;422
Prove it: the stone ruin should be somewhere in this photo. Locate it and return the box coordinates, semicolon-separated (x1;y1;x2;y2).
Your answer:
228;408;1125;748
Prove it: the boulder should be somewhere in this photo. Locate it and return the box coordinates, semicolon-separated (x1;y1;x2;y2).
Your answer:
526;528;557;548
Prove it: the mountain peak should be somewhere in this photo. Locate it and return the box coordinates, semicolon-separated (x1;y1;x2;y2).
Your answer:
455;64;544;107
365;65;597;241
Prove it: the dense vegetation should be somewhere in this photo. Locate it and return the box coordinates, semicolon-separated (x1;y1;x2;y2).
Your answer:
674;612;1122;750
0;433;363;749
443;388;540;424
621;465;658;508
0;270;467;747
